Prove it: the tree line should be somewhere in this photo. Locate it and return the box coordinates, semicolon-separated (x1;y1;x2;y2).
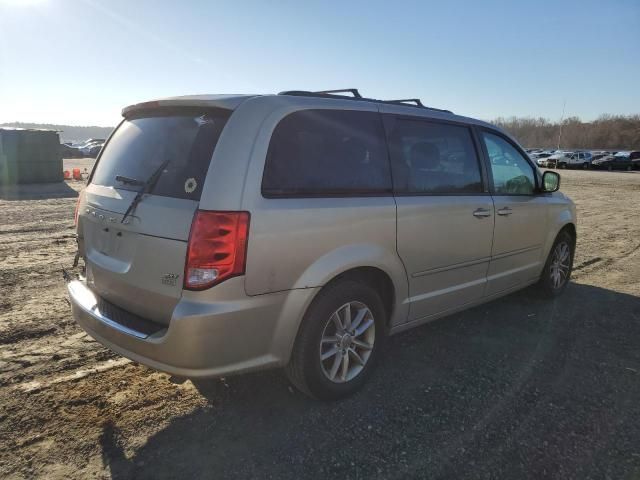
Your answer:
3;115;640;151
0;122;113;144
491;115;640;150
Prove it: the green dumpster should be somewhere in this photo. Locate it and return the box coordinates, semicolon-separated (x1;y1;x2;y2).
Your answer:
0;128;63;184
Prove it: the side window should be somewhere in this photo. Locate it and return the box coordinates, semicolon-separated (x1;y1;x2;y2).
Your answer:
482;132;536;195
262;110;391;196
387;118;483;194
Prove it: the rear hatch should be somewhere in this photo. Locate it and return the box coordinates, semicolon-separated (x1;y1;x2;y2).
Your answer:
79;107;231;325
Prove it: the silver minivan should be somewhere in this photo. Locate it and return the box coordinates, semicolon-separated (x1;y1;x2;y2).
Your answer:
67;90;576;399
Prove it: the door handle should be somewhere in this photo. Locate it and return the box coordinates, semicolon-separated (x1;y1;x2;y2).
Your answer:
497;207;513;216
473;208;492;218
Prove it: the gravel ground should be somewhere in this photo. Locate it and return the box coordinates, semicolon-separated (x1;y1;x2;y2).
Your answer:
0;168;639;479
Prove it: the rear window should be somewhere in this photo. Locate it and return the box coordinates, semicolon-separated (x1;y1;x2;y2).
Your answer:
91;108;230;200
262;109;392;197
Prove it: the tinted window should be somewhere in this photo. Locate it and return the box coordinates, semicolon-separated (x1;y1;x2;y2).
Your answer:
482;132;536;195
387;119;482;194
262;110;391;196
92;108;230;200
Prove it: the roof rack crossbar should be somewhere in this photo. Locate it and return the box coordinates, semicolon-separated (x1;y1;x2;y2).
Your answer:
385;98;425;107
314;89;362;98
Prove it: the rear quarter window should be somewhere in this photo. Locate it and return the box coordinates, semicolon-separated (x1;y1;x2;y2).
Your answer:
91;108;230;200
262;109;392;197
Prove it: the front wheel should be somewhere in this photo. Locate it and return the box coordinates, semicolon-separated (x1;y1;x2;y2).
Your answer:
285;280;385;400
537;230;574;297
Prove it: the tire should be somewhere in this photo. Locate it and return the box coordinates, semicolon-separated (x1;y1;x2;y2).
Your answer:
582;162;589;170
285;279;386;400
626;165;632;171
537;230;574;298
559;163;566;169
607;165;613;171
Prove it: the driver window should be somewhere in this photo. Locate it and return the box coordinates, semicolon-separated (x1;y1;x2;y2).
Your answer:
482;132;535;195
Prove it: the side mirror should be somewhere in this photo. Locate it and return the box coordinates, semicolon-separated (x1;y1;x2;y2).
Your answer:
542;171;560;192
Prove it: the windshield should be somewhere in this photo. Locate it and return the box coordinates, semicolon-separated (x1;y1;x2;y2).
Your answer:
91;108;230;200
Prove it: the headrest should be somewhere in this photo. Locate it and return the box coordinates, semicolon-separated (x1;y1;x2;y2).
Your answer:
410;142;440;170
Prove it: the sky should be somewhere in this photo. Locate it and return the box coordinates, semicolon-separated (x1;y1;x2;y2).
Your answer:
0;0;638;126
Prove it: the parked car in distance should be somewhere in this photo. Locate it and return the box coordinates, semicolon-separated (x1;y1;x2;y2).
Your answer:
591;152;611;162
72;138;105;148
79;140;105;156
562;151;592;169
67;90;577;400
88;143;103;158
592;152;633;171
60;142;83;158
545;151;573;168
533;152;553;167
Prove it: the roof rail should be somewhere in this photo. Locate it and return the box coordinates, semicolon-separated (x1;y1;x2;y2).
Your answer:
314;88;362;98
277;89;453;114
384;98;424;107
278;89;363;99
383;98;452;113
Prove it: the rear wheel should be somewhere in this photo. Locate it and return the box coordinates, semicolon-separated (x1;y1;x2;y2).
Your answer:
582;162;589;169
285;280;385;400
537;230;574;297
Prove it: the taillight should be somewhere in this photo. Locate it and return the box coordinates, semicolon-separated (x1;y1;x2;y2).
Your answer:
74;190;84;225
184;210;250;290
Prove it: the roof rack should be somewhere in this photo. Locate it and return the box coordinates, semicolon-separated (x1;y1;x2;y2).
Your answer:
384;98;424;107
278;89;363;100
277;89;452;113
315;88;362;98
381;98;452;113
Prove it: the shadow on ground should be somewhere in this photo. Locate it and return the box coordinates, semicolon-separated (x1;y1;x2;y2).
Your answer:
100;283;640;479
0;181;79;200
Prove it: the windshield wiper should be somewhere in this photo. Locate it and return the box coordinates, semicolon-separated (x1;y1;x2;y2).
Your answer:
115;175;144;186
121;159;170;224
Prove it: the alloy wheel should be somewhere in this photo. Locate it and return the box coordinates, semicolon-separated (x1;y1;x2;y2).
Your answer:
550;241;571;289
319;301;375;383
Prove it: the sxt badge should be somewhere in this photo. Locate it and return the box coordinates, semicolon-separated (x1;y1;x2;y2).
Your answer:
161;273;180;286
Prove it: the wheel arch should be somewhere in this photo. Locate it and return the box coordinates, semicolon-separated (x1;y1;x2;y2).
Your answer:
278;264;402;369
540;196;577;271
276;250;410;365
321;266;396;332
559;222;576;244
289;242;408;324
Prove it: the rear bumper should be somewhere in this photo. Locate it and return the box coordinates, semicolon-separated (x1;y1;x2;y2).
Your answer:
67;277;317;378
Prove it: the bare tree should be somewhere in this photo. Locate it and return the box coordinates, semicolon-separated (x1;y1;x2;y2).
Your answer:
491;115;640;150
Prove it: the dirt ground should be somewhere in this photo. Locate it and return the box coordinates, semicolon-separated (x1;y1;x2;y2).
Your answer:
1;168;639;479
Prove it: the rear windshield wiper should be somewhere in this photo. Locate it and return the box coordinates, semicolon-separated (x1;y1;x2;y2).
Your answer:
115;175;144;186
121;159;170;224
